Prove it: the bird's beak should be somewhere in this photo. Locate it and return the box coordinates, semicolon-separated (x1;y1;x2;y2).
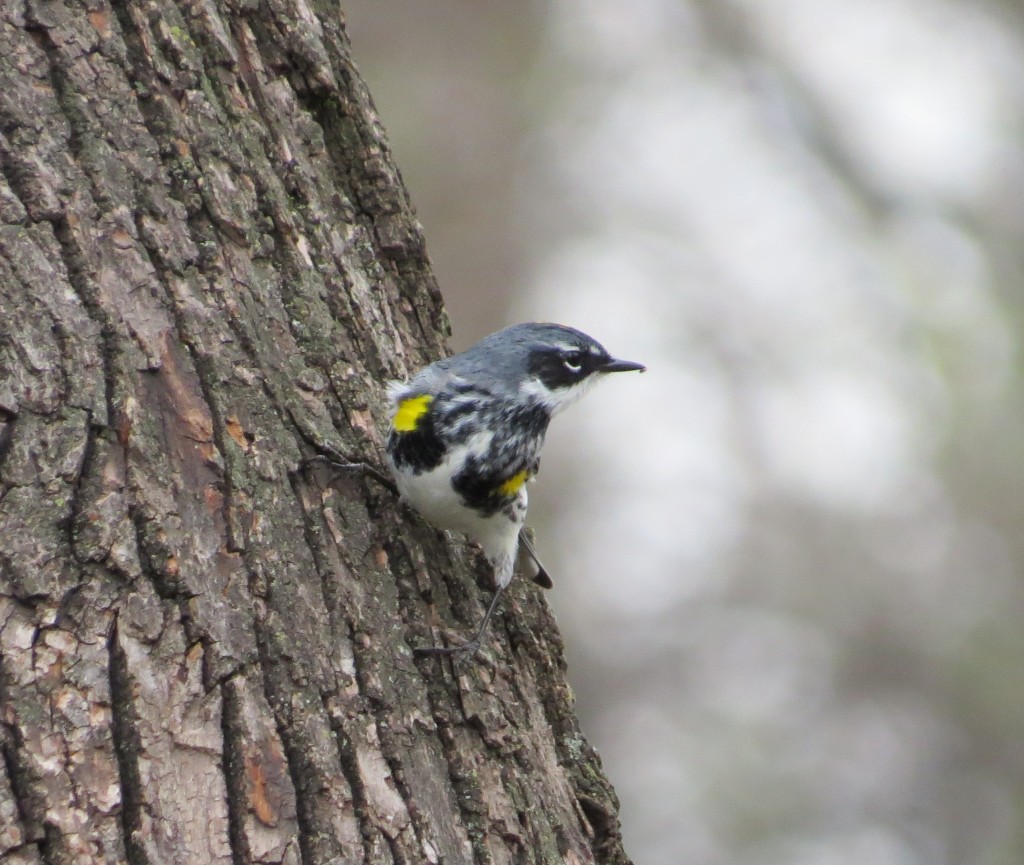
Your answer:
600;357;646;374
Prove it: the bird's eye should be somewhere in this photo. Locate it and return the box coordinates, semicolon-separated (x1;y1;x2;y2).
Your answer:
562;351;584;372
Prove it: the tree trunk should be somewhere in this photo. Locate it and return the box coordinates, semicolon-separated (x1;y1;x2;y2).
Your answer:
0;2;631;864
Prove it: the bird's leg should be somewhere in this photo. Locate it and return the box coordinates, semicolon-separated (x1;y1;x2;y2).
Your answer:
285;410;398;494
414;583;506;657
297;441;506;656
300;449;399;496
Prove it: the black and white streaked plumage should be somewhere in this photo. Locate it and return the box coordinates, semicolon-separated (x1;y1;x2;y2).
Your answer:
385;322;645;655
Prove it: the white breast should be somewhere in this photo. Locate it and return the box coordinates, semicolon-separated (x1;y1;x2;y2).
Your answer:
387;432;525;587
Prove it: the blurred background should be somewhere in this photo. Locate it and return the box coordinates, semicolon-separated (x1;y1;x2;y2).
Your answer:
342;2;1024;863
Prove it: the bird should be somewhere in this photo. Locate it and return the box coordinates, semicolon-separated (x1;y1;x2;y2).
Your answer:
385;322;645;655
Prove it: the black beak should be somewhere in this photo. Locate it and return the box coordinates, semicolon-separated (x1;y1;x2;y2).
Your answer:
600;357;646;374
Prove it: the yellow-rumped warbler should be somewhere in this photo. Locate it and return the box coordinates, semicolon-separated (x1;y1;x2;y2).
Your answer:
386;322;645;655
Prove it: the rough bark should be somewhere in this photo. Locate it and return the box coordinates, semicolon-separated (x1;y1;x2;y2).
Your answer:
0;1;631;864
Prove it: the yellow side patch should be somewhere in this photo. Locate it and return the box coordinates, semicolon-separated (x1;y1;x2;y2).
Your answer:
498;469;530;497
393;394;433;432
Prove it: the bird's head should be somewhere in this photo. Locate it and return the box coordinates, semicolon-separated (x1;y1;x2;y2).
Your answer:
486;323;646;415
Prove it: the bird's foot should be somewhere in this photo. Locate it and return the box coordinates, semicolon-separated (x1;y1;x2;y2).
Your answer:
300;450;398;495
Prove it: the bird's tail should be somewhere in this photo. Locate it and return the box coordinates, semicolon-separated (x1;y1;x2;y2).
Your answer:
517;529;553;589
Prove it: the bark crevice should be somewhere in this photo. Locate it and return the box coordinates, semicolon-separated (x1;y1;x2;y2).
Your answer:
107;616;153;865
0;705;44;859
219;677;254;865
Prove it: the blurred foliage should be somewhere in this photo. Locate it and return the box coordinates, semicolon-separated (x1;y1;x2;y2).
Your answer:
344;2;1024;864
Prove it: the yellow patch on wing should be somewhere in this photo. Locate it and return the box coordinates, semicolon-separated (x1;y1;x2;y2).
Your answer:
393;394;433;432
498;469;530;497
